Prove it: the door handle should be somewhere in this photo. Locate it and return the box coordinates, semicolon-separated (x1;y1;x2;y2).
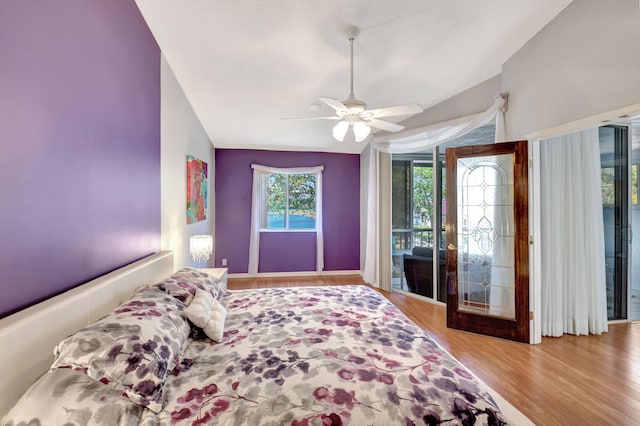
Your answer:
447;244;457;251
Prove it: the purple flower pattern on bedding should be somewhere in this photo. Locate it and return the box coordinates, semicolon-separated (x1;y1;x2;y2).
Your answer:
152;267;223;305
3;368;157;426
51;287;190;413
159;285;507;425
5;285;507;425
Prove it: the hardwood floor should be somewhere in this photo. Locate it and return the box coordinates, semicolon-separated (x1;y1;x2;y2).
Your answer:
228;275;640;426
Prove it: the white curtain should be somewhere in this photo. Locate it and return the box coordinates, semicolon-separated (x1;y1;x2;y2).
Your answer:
248;164;324;276
361;145;378;285
540;129;608;336
361;94;507;288
371;94;507;153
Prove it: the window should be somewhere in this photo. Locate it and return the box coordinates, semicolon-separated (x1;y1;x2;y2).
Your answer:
261;173;317;230
599;125;629;320
249;164;324;275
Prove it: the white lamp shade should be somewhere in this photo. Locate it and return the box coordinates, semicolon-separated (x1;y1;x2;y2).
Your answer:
190;235;213;263
332;121;349;142
353;121;371;142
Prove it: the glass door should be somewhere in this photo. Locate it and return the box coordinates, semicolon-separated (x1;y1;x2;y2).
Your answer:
391;159;412;290
391;157;441;297
446;141;530;343
600;126;629;320
630;126;640;321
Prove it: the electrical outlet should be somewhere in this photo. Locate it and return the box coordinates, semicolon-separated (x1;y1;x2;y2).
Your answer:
222;258;228;266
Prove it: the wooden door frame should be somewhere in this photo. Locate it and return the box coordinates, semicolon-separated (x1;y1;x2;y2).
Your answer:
445;141;530;343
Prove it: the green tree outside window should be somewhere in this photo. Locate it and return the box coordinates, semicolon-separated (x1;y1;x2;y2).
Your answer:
266;173;316;229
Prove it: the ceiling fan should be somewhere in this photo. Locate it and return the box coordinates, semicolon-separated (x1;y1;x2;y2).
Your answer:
284;26;424;143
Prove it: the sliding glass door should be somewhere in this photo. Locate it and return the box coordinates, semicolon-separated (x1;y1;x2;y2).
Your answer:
600;125;629;320
391;125;495;304
631;126;640;321
391;156;445;300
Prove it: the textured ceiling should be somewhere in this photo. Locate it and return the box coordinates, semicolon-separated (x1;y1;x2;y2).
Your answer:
135;0;572;154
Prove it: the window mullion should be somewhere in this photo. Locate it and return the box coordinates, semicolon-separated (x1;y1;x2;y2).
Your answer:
285;174;290;229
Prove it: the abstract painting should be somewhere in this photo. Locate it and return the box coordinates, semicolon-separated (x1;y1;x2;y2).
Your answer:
186;155;208;224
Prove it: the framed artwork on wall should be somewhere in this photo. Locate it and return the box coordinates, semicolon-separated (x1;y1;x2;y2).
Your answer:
186;155;208;224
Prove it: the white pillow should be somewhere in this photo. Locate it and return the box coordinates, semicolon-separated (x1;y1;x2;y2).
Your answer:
184;289;227;342
184;289;215;327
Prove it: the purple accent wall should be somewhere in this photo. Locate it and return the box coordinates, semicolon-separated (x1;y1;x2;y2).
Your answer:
260;232;317;272
215;149;360;273
0;2;161;317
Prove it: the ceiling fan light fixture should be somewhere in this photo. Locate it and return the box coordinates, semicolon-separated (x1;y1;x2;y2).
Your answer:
353;120;371;142
332;120;349;142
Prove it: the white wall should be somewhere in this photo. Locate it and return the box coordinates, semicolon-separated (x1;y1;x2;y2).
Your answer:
161;55;215;270
400;74;502;129
503;0;640;140
401;0;640;140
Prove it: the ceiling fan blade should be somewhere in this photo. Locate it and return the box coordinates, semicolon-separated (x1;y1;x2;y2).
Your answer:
365;103;423;118
367;118;405;133
282;116;341;121
319;97;349;114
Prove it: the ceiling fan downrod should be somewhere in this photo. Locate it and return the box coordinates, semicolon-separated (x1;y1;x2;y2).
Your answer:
343;26;365;113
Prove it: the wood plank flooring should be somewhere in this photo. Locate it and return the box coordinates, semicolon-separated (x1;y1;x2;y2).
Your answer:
228;275;640;426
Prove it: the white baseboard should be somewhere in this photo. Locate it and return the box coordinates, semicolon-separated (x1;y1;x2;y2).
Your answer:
228;270;363;279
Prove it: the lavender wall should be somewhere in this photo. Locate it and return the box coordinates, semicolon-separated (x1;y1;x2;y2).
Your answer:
215;149;360;273
0;2;161;317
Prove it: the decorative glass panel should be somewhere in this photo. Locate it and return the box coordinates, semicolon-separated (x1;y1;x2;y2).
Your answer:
456;154;515;319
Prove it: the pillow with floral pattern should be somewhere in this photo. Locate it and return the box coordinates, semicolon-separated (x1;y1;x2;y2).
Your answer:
151;267;223;305
51;287;190;413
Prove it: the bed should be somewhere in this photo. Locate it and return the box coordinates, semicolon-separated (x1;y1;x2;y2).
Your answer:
1;251;508;425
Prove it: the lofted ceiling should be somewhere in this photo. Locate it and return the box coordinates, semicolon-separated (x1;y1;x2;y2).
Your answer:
135;0;572;154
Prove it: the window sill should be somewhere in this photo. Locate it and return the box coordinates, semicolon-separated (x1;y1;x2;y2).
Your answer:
259;229;317;233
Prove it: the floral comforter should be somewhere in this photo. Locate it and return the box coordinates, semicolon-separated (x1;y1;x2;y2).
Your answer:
3;284;506;426
160;286;506;425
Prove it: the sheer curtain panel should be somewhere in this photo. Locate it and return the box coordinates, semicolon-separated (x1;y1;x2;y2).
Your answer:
540;129;608;336
371;94;507;153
